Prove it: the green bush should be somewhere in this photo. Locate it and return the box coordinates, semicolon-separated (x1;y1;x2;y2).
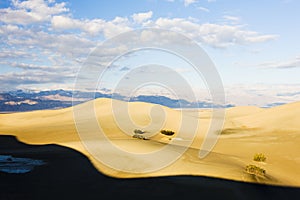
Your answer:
160;129;175;136
132;134;148;140
253;153;266;162
245;164;266;176
133;129;145;134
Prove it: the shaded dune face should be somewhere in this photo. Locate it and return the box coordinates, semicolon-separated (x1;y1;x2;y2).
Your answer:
0;98;300;187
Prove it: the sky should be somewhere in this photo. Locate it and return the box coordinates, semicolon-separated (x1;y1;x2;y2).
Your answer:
0;0;299;106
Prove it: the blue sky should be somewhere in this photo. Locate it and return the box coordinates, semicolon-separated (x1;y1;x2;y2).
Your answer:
0;0;299;106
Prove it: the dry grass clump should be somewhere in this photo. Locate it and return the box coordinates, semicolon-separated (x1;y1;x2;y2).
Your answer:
253;153;266;162
245;164;266;177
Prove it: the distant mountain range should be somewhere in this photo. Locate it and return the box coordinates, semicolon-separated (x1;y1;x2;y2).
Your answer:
0;89;234;112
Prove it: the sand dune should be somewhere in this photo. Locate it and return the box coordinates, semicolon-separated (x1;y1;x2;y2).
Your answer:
233;101;300;131
225;106;265;118
0;98;300;187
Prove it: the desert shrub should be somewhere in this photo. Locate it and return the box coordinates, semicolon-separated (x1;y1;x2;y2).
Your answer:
245;164;266;176
132;134;148;140
133;129;145;134
160;129;175;136
253;153;266;162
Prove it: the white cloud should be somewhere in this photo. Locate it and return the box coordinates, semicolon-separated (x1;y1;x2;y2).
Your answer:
51;15;131;37
0;24;23;37
0;49;31;59
101;17;132;38
153;18;278;48
184;0;198;7
0;0;280;92
223;15;240;22
258;55;300;69
3;62;49;70
51;15;107;35
0;70;75;88
197;6;210;12
12;0;68;15
131;11;153;24
3;28;94;58
0;61;77;73
225;84;300;106
1;1;275;49
0;0;68;25
51;15;84;30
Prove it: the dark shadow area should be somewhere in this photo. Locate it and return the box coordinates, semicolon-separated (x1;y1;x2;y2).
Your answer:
0;135;299;200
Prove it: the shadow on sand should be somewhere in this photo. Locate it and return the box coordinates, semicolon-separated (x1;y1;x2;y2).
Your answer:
0;135;299;200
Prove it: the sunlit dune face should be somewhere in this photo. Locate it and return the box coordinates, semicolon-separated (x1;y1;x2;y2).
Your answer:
0;99;300;186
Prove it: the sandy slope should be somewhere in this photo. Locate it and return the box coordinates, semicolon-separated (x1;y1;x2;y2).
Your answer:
233;101;300;131
0;98;300;187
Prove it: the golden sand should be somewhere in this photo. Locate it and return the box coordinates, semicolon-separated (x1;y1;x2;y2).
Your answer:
0;98;299;187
